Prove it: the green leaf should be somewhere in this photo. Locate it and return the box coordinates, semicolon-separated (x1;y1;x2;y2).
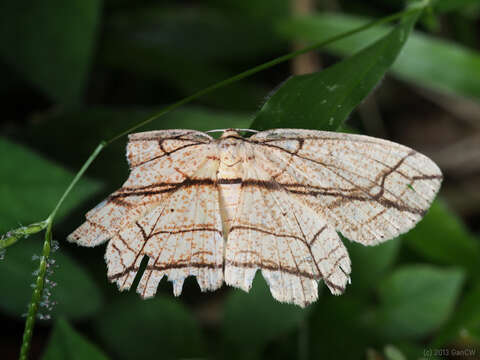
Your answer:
0;0;101;104
42;318;109;360
0;239;103;319
278;12;480;101
223;274;309;359
403;200;480;276
251;12;419;131
370;265;465;339
0;137;102;234
345;237;401;294
95;296;205;360
308;296;375;359
433;282;480;346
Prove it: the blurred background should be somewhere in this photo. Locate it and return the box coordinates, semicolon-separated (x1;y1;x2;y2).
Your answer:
1;0;480;359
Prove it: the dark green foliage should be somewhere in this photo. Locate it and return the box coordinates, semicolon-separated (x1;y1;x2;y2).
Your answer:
1;1;479;359
95;296;205;360
370;265;465;339
0;139;102;234
252;13;418;130
42;318;109;360
404;201;480;276
278;12;480;100
0;0;100;104
223;275;310;359
0;239;103;319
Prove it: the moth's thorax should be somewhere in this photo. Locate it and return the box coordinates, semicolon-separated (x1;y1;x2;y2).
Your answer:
219;128;243;140
217;131;244;238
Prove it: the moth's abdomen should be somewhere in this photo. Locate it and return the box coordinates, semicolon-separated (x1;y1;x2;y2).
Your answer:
218;182;242;238
217;141;244;238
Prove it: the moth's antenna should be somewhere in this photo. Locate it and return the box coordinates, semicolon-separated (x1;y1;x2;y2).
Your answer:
206;128;259;134
237;128;259;133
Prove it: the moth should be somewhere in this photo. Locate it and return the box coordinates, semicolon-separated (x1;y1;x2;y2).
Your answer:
68;128;442;307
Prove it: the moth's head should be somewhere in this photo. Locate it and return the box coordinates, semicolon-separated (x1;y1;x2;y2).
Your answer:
218;129;245;166
219;129;243;140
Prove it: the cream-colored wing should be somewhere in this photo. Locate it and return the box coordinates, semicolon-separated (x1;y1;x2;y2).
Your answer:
224;143;350;307
68;129;213;247
250;129;442;245
68;129;223;297
106;159;224;297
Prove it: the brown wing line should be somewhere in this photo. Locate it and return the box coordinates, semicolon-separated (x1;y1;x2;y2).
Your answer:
128;130;214;169
231;149;348;297
247;135;435;183
248;134;407;146
229;260;345;293
110;178;217;200
250;141;441;215
128;130;213;143
111;175;430;215
265;177;348;293
228;224;345;292
286;188;427;215
111;174;221;289
109;262;223;281
110;222;222;281
150;227;222;237
132;141;209;168
229;224;329;249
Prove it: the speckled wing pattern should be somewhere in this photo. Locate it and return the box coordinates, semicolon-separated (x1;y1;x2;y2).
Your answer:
224;142;351;307
250;129;442;246
69;130;224;296
68;128;442;307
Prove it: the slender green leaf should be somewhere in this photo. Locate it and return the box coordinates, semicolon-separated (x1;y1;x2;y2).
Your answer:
42;318;109;360
95;296;205;360
278;12;480;101
370;265;465;339
252;12;419;130
0;138;102;234
403;200;480;276
223;274;309;359
0;0;100;104
0;239;103;319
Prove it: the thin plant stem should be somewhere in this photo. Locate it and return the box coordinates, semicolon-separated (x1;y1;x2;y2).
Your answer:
48;142;106;222
18;142;105;360
18;223;52;360
17;3;429;359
